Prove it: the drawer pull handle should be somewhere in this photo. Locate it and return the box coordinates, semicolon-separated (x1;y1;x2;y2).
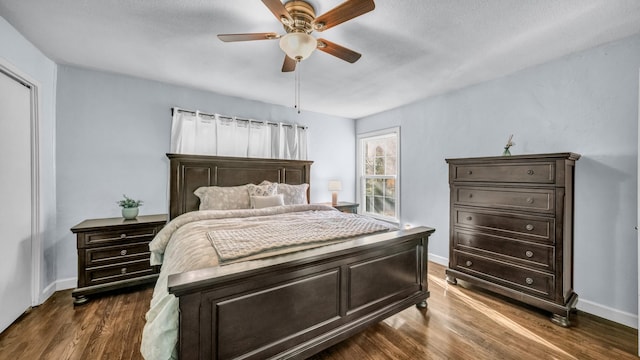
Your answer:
121;267;127;274
466;216;472;221
120;233;127;239
525;250;534;258
527;169;534;175
526;197;534;204
120;249;127;256
525;224;534;231
467;170;473;175
525;277;534;285
465;260;473;267
468;193;473;198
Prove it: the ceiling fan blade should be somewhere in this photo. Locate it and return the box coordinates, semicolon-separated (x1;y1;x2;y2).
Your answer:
217;33;279;42
282;55;297;72
261;0;293;24
317;38;362;63
313;0;375;31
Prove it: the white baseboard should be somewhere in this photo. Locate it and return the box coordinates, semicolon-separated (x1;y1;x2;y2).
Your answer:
577;298;638;329
428;253;448;267
37;277;77;305
56;277;77;291
429;255;637;329
39;282;56;305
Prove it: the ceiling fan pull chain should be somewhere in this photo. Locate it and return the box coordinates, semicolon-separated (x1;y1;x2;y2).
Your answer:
295;60;301;114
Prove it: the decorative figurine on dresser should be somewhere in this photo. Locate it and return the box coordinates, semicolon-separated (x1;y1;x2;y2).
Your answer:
70;214;167;304
445;153;580;326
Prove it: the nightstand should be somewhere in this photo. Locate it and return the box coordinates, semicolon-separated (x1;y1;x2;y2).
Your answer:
330;202;359;214
70;214;167;304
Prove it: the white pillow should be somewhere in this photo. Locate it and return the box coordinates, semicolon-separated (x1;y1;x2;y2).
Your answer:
278;183;309;205
194;184;251;210
251;194;285;209
247;183;278;208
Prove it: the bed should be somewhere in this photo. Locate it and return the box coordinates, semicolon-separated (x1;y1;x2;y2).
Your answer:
142;153;435;359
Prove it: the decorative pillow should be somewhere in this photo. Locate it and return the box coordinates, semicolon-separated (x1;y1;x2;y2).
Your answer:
278;183;309;205
194;184;251;210
251;194;285;209
247;183;278;208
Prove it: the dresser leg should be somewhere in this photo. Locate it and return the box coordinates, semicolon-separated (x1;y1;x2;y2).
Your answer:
446;274;457;285
550;293;578;327
416;300;428;309
550;313;571;327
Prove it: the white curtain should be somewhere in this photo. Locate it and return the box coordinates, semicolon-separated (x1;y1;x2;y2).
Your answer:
170;109;308;160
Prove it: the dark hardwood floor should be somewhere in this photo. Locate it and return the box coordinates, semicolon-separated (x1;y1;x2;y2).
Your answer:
0;262;637;359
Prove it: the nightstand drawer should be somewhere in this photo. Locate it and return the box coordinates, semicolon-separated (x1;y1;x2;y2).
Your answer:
453;251;554;298
85;242;152;267
454;208;554;243
452;162;555;183
454;187;555;214
83;227;158;247
85;259;156;286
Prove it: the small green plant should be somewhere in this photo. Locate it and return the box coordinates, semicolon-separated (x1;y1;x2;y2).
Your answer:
117;194;143;208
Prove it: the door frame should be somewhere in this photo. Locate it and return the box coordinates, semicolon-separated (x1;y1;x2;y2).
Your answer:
0;58;41;307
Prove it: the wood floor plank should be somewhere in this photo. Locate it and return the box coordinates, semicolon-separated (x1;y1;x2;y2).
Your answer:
0;262;636;359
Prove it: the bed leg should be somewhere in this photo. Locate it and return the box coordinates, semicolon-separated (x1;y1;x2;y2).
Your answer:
416;300;428;309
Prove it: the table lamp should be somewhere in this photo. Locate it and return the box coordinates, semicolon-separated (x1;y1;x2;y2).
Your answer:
328;180;342;206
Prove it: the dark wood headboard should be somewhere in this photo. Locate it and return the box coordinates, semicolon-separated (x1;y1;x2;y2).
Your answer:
167;153;313;219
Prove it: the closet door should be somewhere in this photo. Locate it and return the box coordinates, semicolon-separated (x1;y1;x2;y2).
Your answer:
0;70;32;333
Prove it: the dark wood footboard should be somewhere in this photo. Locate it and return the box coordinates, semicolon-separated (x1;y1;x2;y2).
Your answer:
168;226;434;360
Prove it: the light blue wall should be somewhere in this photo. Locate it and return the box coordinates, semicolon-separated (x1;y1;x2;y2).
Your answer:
357;34;640;326
55;65;356;280
1;16;57;301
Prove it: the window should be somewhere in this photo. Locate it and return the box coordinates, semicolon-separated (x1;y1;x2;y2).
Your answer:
357;127;399;223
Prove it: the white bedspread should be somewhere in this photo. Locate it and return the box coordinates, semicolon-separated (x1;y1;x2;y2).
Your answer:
140;204;393;360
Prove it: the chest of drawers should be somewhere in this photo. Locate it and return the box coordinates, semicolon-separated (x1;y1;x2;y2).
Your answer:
71;214;167;304
445;153;580;326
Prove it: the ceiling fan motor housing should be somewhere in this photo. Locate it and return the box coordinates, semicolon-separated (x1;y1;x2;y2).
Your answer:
282;1;317;33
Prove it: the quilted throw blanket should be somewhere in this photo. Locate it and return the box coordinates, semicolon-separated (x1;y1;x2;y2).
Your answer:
208;210;390;262
141;204;394;360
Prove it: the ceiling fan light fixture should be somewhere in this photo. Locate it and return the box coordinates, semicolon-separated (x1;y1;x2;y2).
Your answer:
279;32;316;61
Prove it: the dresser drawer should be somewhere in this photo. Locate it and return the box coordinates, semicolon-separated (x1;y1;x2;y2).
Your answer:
81;226;158;248
454;187;555;214
454;208;554;243
452;162;555;183
453;230;554;270
85;241;151;267
85;259;156;286
452;251;554;298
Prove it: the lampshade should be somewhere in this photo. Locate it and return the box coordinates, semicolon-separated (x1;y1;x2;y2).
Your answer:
279;32;317;61
328;180;342;192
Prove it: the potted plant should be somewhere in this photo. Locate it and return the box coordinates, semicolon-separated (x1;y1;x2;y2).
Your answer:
117;194;143;220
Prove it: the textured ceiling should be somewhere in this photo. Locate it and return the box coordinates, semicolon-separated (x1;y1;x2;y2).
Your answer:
2;0;640;119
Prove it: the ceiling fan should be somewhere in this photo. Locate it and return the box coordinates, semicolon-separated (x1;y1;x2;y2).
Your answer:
217;0;375;72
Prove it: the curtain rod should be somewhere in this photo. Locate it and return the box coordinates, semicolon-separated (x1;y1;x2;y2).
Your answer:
171;107;307;130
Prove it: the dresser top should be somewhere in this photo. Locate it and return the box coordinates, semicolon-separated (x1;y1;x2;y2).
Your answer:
71;214;168;232
445;152;581;164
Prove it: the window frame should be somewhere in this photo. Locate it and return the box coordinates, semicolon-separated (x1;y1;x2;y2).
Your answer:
356;127;400;224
